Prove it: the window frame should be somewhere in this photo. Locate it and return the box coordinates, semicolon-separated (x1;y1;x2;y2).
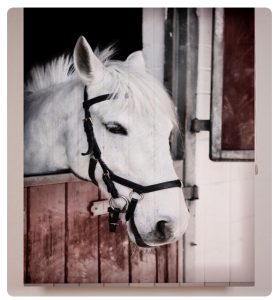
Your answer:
210;8;255;161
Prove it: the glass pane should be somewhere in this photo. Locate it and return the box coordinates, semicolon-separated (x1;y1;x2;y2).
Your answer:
221;8;255;151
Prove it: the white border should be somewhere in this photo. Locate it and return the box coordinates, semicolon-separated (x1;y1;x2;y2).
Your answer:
2;2;275;299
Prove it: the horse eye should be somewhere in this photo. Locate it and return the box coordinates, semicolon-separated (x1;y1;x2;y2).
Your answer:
103;122;128;136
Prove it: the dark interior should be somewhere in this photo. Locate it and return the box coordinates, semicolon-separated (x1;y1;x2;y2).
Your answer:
24;8;143;80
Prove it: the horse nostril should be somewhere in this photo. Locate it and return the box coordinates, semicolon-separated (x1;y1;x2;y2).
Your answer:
156;220;168;237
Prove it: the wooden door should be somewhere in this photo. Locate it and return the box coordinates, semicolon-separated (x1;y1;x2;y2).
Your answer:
24;175;180;284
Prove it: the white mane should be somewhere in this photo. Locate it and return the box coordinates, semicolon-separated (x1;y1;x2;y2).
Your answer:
25;55;76;93
25;46;115;93
25;46;178;127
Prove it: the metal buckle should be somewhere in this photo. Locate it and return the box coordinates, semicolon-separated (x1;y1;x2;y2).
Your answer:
109;195;129;213
90;155;98;161
83;116;92;123
129;191;144;201
103;170;110;177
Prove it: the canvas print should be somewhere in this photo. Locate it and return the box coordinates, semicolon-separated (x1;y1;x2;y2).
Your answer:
24;8;255;285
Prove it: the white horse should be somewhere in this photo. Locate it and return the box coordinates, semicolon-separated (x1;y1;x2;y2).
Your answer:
25;36;190;247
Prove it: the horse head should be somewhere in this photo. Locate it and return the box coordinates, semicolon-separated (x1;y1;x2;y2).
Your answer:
71;36;190;247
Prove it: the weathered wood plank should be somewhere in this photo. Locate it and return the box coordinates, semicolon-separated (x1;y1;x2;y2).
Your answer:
99;215;129;283
130;244;157;283
26;184;65;283
177;238;184;282
167;241;178;282
24;173;82;187
156;245;167;283
67;181;99;283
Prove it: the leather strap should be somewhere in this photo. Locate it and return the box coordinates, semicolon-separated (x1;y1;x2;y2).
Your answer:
125;198;138;222
83;88;128;110
83;93;115;109
129;212;150;248
88;158;98;185
109;173;182;194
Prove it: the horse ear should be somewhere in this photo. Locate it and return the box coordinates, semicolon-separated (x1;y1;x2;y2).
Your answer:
126;51;146;72
73;36;104;83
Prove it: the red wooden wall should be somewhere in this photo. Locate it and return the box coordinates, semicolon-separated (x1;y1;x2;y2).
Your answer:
24;178;180;284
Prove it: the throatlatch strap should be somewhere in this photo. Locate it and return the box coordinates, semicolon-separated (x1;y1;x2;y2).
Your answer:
81;118;94;156
88;158;98;185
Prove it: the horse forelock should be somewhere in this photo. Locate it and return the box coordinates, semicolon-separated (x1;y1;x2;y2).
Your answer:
105;65;179;129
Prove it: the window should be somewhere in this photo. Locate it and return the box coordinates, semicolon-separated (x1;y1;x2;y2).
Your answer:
210;8;255;161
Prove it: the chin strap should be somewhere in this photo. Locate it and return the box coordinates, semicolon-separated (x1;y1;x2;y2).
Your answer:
82;86;182;247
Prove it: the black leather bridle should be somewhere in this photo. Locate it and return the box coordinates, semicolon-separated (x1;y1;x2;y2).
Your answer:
82;86;182;247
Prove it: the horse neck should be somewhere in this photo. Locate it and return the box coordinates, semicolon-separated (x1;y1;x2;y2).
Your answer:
48;79;85;159
25;79;84;174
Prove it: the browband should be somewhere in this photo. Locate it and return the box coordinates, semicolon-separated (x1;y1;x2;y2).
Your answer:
83;93;114;109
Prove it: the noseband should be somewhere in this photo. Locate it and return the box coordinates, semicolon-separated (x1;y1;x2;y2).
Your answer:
82;86;182;247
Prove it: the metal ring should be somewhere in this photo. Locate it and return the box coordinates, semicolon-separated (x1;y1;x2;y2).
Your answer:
109;195;129;212
129;190;144;201
83;117;92;122
103;170;110;177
